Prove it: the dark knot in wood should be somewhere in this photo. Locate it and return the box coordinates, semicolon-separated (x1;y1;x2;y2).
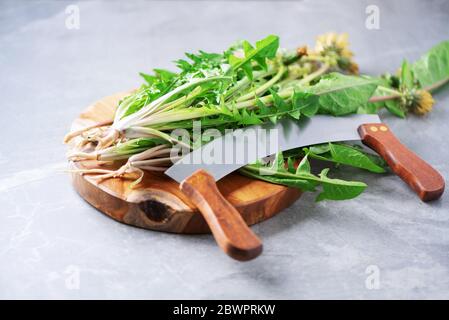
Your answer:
139;200;171;223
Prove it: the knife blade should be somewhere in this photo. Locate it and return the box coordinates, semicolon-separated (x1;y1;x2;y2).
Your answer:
165;114;445;261
166;114;381;181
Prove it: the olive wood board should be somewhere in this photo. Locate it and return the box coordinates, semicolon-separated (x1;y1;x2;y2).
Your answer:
69;92;302;234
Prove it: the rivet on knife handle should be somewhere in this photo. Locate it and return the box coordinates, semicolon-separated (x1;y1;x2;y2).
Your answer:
180;169;263;261
358;123;445;201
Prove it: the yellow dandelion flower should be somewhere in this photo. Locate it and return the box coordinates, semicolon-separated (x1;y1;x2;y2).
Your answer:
313;32;358;74
315;32;337;52
315;32;353;59
412;90;434;115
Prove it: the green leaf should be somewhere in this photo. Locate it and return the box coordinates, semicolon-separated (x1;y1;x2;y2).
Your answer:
227;35;279;74
239;108;263;125
270;152;286;172
384;99;406;118
328;143;386;173
412;40;449;89
400;60;414;89
268;116;278;124
139;72;157;85
292;91;319;117
305;143;387;173
228;54;242;68
307;73;379;116
315;169;366;201
357;103;379;114
270;89;290;112
288;110;301;120
256;98;270;115
240;41;256;79
307;144;330;155
154;69;178;82
242;41;255;60
242;61;254;80
240;166;317;192
240;152;367;200
296;154;311;174
287;157;295;173
175;59;192;73
255;35;279;59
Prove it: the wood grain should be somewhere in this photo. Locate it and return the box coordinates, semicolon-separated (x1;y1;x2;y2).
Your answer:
358;123;445;202
69;92;303;234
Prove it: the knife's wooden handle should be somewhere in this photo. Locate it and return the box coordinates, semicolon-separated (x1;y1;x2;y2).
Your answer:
180;170;263;261
358;123;445;201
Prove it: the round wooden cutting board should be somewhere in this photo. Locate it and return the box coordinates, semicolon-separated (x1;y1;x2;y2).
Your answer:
69;92;302;234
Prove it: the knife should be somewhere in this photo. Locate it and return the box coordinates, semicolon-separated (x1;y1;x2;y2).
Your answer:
165;114;445;261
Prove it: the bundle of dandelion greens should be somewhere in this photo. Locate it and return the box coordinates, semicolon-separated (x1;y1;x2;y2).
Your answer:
65;33;449;201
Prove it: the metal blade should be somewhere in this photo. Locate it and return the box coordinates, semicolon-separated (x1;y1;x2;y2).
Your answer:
165;114;381;183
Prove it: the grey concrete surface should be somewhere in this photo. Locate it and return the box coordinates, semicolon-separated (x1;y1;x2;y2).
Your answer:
1;0;449;299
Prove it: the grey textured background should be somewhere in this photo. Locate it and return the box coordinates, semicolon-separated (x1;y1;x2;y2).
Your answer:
1;0;449;299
